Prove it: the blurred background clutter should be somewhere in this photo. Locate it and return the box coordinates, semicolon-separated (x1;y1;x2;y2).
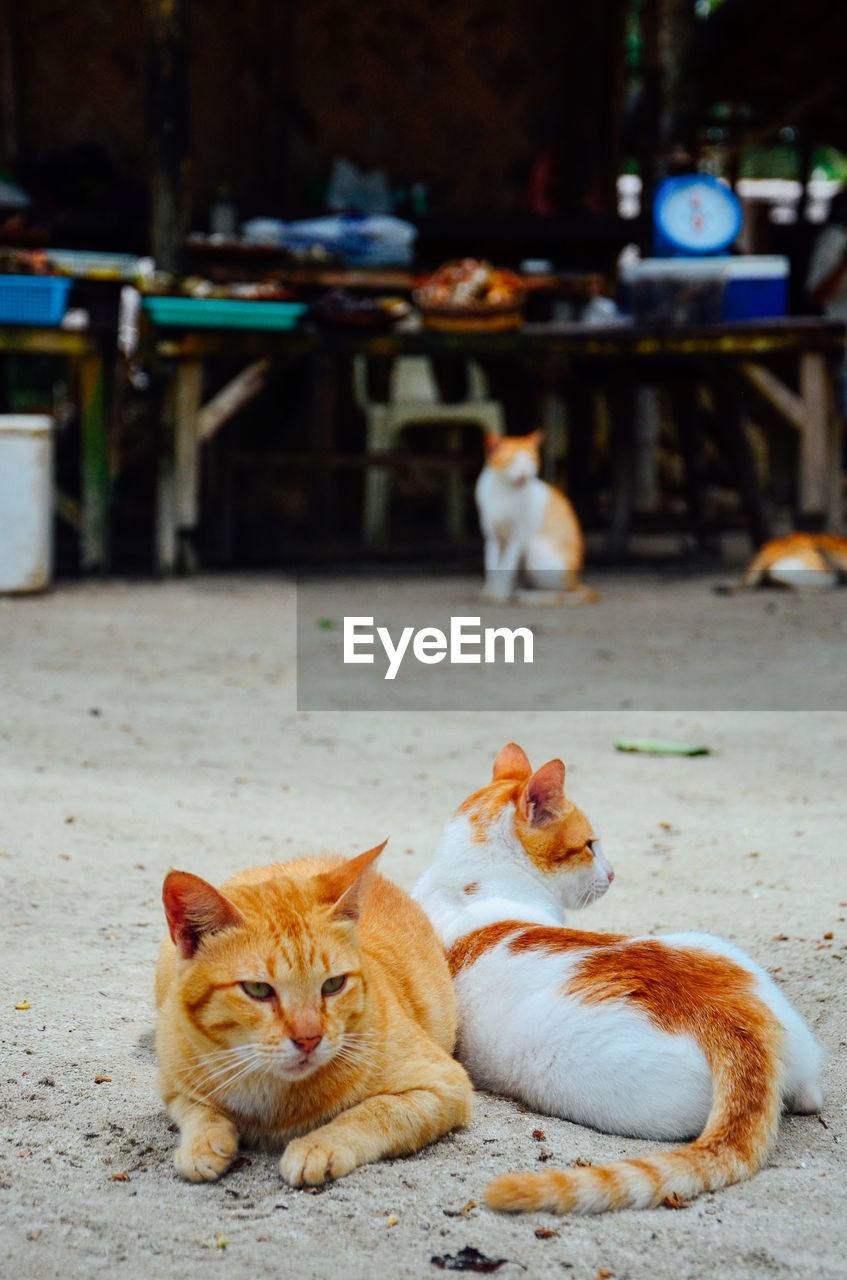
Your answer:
0;0;845;582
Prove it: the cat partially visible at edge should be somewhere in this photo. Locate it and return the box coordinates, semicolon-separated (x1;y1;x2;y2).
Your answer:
475;431;597;604
731;532;847;591
413;743;823;1215
155;843;472;1185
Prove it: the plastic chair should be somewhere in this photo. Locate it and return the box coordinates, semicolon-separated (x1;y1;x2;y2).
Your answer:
354;355;505;545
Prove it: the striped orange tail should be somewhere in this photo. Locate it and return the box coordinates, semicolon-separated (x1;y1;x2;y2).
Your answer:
486;1001;784;1215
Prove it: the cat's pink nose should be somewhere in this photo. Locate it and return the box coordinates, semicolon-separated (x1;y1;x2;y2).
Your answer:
607;869;614;882
291;1034;322;1055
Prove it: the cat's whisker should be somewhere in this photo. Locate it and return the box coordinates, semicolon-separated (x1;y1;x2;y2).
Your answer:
200;1056;257;1086
189;1045;252;1070
191;1046;269;1094
193;1047;252;1072
203;1058;266;1100
333;1044;378;1069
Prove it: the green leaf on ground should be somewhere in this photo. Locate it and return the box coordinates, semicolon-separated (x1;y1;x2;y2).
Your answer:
615;738;713;756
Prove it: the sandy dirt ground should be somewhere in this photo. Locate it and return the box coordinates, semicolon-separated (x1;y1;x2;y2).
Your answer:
1;572;845;1280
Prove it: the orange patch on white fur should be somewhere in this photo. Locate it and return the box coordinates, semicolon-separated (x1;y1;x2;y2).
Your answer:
448;923;624;977
565;939;783;1166
507;927;627;956
483;936;785;1215
485;432;542;470
447;921;526;976
457;778;523;843
456;751;596;874
514;802;596;876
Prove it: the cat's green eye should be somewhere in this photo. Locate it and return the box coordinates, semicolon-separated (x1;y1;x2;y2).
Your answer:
241;980;274;1000
321;975;346;996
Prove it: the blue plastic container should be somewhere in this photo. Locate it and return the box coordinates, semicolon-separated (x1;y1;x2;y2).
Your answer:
0;275;72;326
723;257;789;321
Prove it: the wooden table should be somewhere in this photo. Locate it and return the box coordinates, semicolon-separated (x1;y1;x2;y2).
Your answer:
0;326;111;572
149;317;845;571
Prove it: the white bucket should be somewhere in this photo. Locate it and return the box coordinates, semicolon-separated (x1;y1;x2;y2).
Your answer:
0;415;54;593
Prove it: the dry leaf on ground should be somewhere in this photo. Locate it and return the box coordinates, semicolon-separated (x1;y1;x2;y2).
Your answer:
431;1245;510;1272
443;1199;477;1218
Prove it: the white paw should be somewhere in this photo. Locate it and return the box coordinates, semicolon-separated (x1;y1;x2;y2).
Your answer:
280;1134;359;1187
788;1082;823;1115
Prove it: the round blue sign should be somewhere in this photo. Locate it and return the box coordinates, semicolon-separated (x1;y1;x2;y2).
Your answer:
654;175;743;255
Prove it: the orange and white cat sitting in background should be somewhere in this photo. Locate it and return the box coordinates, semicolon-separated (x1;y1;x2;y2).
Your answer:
155;843;472;1185
475;431;596;603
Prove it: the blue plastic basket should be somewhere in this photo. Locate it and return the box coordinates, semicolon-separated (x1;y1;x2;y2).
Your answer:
0;275;73;326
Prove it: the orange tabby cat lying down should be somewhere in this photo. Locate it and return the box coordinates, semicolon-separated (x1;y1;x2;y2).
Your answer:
155;843;473;1184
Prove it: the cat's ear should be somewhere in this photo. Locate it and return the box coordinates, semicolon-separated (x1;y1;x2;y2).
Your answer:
492;742;532;781
319;841;388;924
518;759;566;826
484;432;502;456
163;870;245;959
526;429;544;450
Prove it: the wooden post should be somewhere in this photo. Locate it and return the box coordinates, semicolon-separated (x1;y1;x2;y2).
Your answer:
145;0;189;271
309;350;336;543
639;0;662;253
0;0;21;164
799;351;842;529
78;352;111;573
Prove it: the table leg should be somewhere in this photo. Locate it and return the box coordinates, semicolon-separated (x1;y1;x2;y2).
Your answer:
154;360;202;573
540;386;565;483
798;352;841;528
309;349;335;542
605;385;637;560
174;360;203;569
78;352;110;573
564;379;595;528
709;377;771;547
671;383;710;549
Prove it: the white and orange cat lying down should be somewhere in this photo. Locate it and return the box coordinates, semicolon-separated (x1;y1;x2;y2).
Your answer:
737;532;847;590
413;744;822;1215
155;844;472;1184
476;431;596;604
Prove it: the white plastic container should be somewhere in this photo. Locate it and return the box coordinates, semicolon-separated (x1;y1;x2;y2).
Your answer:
619;255;790;323
0;415;54;593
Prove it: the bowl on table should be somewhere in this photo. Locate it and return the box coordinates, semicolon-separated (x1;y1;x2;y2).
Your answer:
413;258;526;331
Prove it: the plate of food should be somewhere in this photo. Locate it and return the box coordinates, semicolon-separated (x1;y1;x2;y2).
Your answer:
310;289;411;329
413;258;526;330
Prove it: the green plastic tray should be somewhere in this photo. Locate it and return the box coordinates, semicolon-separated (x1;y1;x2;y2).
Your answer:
142;296;307;330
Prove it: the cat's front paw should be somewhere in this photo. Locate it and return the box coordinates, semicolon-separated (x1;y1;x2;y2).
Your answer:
174;1122;239;1182
480;584;512;604
280;1133;359;1186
